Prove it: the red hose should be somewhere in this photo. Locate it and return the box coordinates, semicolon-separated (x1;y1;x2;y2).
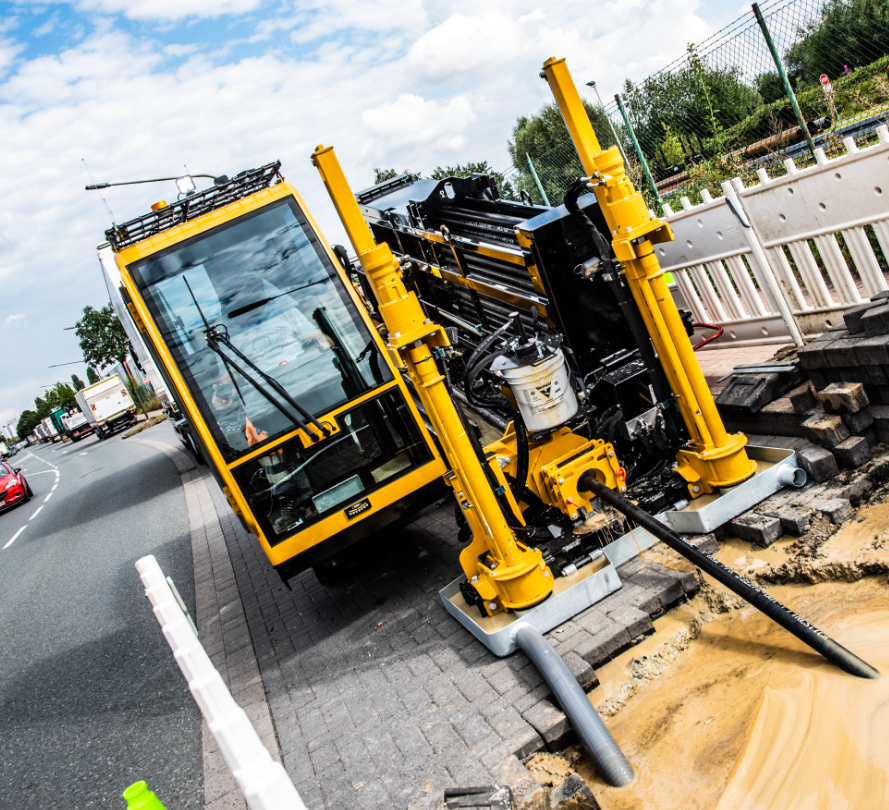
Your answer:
692;322;723;351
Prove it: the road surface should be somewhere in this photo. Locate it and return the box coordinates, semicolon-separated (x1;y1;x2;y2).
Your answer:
0;429;203;808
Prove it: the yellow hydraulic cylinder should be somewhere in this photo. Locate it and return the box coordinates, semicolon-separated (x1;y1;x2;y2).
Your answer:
541;57;756;493
312;145;554;612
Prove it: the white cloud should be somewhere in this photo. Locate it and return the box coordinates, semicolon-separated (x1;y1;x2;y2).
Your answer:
362;93;476;157
71;0;264;21
0;0;722;419
4;314;26;325
33;16;59;37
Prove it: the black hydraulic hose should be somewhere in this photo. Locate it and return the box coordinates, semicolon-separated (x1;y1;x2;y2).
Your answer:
466;349;510;410
579;474;881;680
514;625;634;787
464;322;511;407
514;415;530;500
450;385;509;432
563;179;614;276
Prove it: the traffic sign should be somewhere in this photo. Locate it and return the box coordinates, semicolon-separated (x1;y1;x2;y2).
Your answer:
142;377;150;384
820;74;829;85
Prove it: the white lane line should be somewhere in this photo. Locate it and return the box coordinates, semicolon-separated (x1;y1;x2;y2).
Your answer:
79;452;88;456
3;527;25;550
23;470;55;476
29;506;43;520
51;484;58;492
43;491;54;504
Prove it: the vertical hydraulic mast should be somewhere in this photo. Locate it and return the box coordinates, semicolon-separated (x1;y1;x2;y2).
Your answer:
542;57;757;493
312;145;554;613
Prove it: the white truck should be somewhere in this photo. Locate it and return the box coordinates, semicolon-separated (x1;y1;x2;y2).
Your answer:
62;410;94;442
75;374;137;440
0;442;7;459
40;416;62;443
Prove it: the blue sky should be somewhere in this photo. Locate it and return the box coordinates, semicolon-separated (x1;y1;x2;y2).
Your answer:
0;0;749;431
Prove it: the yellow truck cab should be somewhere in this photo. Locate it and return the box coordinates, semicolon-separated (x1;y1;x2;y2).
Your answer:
108;163;447;582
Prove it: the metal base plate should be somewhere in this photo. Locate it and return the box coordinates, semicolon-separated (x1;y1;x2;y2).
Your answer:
439;445;801;655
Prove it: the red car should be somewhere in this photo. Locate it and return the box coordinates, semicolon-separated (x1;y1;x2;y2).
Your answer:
0;462;32;512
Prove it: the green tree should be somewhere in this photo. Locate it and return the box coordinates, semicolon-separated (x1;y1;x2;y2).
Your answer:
507;99;621;205
622;45;761;164
754;71;786;104
428;161;515;199
372;168;417;184
75;303;129;370
17;410;40;438
87;366;101;385
45;382;77;410
785;0;889;85
34;397;51;419
71;374;86;392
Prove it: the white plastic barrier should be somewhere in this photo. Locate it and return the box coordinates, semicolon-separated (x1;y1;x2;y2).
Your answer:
658;126;889;347
136;555;307;810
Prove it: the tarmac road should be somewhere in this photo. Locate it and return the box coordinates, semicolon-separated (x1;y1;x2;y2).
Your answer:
0;429;203;809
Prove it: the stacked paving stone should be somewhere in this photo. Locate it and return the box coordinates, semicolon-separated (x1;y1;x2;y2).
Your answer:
718;294;889;474
727;452;889;547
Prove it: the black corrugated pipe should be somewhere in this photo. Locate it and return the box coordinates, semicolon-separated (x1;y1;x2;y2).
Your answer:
514;625;634;787
580;474;880;680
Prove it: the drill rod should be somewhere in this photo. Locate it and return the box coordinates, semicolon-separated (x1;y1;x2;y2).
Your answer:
579;474;880;680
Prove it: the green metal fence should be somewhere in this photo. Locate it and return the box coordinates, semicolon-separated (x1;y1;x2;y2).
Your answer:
499;0;889;210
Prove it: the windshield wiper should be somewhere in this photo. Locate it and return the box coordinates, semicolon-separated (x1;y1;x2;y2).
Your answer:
183;278;331;442
227;278;327;319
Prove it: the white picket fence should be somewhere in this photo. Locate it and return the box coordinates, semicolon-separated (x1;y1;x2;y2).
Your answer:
658;125;889;348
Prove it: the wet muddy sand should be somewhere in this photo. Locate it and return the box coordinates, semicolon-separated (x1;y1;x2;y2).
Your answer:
528;499;889;809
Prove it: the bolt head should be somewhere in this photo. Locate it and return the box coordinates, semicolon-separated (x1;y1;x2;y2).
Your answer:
692;484;701;493
571;512;578;519
488;602;498;611
608;450;615;457
558;478;564;485
620;485;627;492
544;571;551;578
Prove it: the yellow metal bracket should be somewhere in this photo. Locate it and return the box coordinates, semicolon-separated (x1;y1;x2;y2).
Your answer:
541;56;757;496
541;439;623;518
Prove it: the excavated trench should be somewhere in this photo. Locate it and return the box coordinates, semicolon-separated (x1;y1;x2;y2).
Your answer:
526;465;889;809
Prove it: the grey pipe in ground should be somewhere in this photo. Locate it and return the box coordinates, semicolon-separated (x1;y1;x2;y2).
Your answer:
514;624;634;787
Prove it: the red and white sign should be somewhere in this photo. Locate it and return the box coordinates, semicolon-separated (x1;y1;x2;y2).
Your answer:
820;73;829;85
142;377;150;384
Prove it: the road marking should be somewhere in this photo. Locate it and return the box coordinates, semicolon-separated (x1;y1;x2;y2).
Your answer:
43;491;54;503
29;506;43;520
3;527;25;549
51;484;58;492
79;452;88;456
24;470;55;475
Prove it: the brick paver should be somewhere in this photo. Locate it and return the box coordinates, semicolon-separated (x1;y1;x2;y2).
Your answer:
199;473;695;808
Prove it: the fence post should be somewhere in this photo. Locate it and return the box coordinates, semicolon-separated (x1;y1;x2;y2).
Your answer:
613;94;662;207
752;2;817;160
526;154;551;206
722;179;805;347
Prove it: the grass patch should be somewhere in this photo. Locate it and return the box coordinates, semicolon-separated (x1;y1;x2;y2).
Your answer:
123;413;168;438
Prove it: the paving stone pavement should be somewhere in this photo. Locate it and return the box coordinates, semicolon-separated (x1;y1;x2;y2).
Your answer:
189;465;699;809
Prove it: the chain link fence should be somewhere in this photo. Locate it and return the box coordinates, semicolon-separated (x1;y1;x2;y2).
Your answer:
499;0;889;210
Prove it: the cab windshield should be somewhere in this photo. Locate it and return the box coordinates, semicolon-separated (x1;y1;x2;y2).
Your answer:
132;198;391;458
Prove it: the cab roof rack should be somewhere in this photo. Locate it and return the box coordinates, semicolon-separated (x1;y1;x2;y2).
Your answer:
105;161;283;251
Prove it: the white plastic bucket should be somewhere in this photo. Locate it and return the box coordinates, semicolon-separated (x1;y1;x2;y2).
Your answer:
500;348;578;432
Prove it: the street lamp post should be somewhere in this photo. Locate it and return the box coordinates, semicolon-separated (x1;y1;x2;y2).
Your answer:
585;80;629;165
